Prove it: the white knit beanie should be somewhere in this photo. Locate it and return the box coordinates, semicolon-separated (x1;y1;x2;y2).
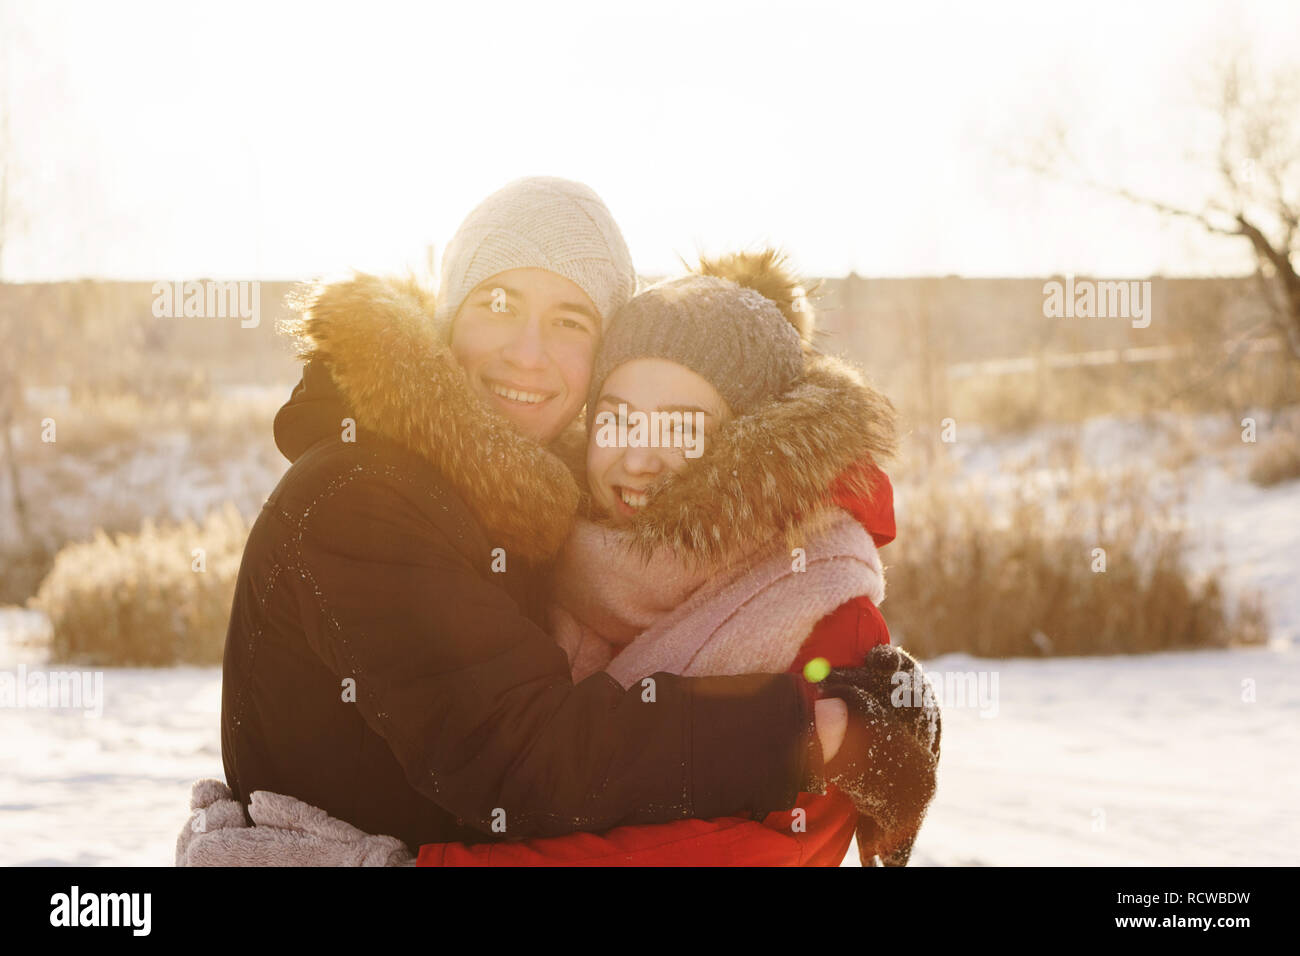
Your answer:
433;177;638;331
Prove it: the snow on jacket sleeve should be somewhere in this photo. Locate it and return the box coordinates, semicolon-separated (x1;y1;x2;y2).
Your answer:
289;472;816;839
416;589;893;865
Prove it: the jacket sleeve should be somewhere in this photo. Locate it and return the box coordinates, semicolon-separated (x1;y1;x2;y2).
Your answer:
792;595;892;673
414;597;888;866
287;472;817;839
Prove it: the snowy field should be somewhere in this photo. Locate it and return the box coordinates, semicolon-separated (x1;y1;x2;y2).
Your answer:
2;642;1294;867
909;646;1299;866
1;413;1297;866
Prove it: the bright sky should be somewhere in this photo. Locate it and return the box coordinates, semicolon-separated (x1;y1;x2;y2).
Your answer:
2;0;1298;281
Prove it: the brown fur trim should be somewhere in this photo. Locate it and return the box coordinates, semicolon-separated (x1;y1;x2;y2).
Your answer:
282;273;580;562
548;414;593;491
619;352;898;568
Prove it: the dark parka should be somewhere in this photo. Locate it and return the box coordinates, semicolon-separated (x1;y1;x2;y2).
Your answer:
220;274;816;848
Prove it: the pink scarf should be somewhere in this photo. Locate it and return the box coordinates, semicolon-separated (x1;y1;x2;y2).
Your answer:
551;508;884;688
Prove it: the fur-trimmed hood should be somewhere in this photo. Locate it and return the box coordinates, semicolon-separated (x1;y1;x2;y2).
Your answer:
277;272;898;570
582;350;900;569
596;247;900;569
278;273;582;563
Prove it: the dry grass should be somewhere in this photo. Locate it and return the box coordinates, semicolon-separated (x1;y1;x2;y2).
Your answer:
0;392;284;604
13;392;285;459
883;456;1270;658
29;503;251;666
892;349;1300;438
20;441;1276;665
1248;425;1300;487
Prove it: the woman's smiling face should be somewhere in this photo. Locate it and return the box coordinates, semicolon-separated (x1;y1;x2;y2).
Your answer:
586;357;730;523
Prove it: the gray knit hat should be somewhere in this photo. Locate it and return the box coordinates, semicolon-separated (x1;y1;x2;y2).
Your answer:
588;273;803;421
433;176;637;331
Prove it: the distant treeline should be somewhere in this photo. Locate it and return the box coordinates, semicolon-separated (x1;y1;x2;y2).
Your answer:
0;274;1268;395
813;275;1264;369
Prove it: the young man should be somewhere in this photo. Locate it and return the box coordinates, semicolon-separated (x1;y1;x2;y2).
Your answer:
219;177;938;850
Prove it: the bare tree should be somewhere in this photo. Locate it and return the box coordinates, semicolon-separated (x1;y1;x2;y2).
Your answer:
1018;51;1300;363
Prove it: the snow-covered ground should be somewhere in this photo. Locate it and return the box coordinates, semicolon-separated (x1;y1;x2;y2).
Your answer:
2;644;1294;867
2;413;1297;866
0;658;223;866
904;646;1299;866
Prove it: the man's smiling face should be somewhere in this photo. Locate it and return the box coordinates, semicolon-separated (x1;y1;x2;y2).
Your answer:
449;268;601;444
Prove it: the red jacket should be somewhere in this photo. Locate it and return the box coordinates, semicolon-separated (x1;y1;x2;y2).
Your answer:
418;464;896;867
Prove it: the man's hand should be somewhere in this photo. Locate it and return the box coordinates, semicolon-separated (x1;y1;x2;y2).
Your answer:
806;645;942;863
813;697;848;762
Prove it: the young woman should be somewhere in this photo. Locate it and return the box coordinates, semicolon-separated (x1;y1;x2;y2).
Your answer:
417;250;938;867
